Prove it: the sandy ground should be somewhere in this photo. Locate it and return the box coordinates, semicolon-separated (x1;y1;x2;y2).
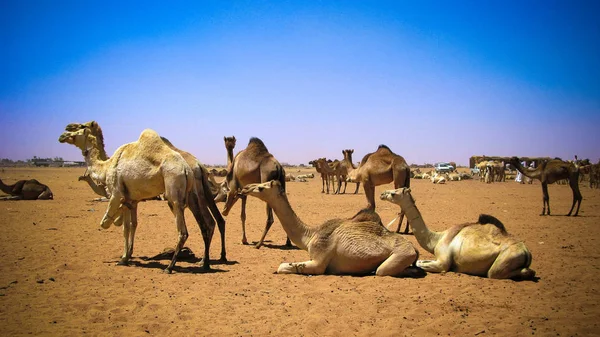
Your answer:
0;167;599;336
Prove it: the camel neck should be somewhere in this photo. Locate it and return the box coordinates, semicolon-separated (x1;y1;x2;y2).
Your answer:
401;203;441;254
226;147;234;171
513;161;540;180
84;138;110;183
265;192;314;251
0;179;12;194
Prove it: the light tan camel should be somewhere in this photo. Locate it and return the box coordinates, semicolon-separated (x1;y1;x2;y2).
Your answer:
220;137;290;248
0;179;54;200
380;188;535;279
346;145;411;233
59;126;214;273
64;121;227;264
509;157;582;216
239;180;420;276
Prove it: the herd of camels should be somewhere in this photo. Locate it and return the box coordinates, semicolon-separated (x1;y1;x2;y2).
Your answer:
4;120;596;280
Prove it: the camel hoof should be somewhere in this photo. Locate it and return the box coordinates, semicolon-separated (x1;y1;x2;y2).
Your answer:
255;243;263;249
116;260;129;266
163;268;173;274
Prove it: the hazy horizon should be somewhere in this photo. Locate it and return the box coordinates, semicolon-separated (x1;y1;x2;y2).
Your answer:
2;1;599;166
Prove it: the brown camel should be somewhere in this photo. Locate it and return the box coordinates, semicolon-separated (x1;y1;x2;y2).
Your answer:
346;145;411;233
338;149;361;194
59;124;222;273
220;137;290;248
0;179;54;200
309;158;333;194
509;157;582;216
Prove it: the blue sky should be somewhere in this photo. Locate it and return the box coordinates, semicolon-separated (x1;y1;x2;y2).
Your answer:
1;1;599;165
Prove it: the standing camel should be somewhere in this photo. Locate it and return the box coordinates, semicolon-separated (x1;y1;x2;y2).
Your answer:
309;159;333;194
0;179;54;200
346;145;411;233
509;157;582;216
220;137;291;249
337;149;361;194
59;125;216;273
64;121;227;264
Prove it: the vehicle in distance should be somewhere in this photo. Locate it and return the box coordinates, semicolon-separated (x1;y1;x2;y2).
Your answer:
434;162;454;173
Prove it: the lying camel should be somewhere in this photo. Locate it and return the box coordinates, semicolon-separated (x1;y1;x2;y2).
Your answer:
380;188;535;279
239;180;420;276
0;178;54;200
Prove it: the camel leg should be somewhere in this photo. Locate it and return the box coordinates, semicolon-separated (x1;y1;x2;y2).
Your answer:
118;208;132;265
126;204;138;259
187;192;215;269
255;204;274;249
415;252;453;273
541;182;550;215
206;197;227;261
240;195;248;245
277;260;327;275
375;244;418;276
321;176;325;193
363;181;376;210
0;195;23;200
567;178;583;216
165;200;189;274
354;182;360;194
100;195;122;228
487;245;535;280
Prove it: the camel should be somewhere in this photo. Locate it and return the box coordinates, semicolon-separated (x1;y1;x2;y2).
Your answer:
220;137;291;249
509;157;582;216
0;179;54;200
380;188;535;279
65;122;227;263
340;149;361;194
308;159;333;194
346;145;411;234
59;125;220;273
239;180;420;276
430;173;446;184
68;122;227;263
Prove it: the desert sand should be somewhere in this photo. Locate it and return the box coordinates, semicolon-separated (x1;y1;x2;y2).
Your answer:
0;166;599;336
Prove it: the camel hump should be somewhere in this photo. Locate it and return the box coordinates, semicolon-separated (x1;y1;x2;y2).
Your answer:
349;208;382;225
248;137;269;153
378;144;391;151
477;214;507;233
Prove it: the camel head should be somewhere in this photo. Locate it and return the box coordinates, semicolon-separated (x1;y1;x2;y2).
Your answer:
508;156;521;167
380;187;415;209
224;136;236;150
58;127;92;151
65;121;98;132
238;180;284;202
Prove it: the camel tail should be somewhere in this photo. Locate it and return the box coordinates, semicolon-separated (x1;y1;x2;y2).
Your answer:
404;166;411;188
267;162;287;192
477;214;507;234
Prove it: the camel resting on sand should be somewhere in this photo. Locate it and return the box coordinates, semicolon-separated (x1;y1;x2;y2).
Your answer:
380;187;535;280
239;180;421;276
0;178;54;200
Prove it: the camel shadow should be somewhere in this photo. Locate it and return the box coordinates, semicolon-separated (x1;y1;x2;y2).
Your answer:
127;260;228;274
259;242;300;250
